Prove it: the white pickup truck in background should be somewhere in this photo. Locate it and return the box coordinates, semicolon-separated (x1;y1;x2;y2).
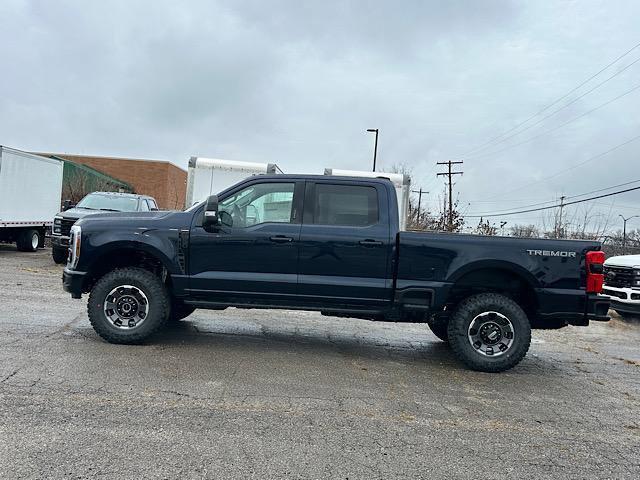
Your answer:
603;254;640;318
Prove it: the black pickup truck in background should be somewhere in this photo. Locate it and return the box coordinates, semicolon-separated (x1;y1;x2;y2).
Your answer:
62;175;610;372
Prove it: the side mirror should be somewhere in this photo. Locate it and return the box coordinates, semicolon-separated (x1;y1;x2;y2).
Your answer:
203;195;220;230
62;200;74;211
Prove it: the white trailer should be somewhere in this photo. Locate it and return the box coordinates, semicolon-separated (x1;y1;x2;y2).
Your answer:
185;157;279;207
0;146;63;251
324;168;411;231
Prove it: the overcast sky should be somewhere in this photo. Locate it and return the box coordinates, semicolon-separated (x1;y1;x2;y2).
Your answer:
2;0;639;230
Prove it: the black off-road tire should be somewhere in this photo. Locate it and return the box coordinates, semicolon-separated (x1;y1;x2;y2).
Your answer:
52;247;68;264
170;300;196;322
448;293;531;372
427;317;449;342
17;229;40;252
87;268;170;344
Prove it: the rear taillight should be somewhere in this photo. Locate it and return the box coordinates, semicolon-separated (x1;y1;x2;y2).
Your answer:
585;250;605;293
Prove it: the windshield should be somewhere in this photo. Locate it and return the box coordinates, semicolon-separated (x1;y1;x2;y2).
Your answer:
76;193;139;212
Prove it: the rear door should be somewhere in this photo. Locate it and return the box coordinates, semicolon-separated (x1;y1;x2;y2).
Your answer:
298;180;393;306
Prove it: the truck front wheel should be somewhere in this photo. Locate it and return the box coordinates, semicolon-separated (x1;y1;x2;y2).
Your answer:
52;247;68;264
447;293;531;372
87;267;170;344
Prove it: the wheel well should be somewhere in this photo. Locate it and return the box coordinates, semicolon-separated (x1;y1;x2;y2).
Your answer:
446;268;537;319
82;248;171;293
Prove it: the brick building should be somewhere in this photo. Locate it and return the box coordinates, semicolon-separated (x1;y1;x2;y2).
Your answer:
39;153;187;210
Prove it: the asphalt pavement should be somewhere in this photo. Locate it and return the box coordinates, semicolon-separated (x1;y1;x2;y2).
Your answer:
0;244;638;479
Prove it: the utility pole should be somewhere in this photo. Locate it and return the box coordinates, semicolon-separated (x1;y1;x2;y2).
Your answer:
436;161;464;231
557;196;566;238
366;129;379;172
411;188;428;223
619;214;639;249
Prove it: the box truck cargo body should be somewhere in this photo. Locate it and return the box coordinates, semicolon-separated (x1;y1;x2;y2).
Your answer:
0;146;63;251
186;157;278;207
324;168;411;231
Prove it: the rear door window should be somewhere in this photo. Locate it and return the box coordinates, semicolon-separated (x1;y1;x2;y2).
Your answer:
312;184;378;226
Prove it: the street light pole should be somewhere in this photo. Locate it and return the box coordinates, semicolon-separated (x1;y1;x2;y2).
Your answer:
366;128;379;172
619;214;639;248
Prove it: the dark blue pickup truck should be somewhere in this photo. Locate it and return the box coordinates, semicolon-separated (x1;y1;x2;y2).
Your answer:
63;175;610;372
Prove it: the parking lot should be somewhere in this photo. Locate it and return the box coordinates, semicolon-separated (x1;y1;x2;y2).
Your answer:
0;245;638;479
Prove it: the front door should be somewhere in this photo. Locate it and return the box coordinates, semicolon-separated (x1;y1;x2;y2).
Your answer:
298;180;393;307
188;179;303;303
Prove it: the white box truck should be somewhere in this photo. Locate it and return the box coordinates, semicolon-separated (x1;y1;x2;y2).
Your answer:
0;146;63;251
185;157;279;207
324;168;411;231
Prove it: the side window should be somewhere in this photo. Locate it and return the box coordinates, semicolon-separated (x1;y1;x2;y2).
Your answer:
218;182;295;228
139;199;150;211
147;199;158;210
313;184;378;226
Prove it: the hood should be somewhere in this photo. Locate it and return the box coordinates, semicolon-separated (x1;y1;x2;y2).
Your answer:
604;254;640;268
74;210;177;230
57;207;106;221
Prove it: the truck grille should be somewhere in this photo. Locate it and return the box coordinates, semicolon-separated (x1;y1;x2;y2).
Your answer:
59;218;76;237
603;265;636;288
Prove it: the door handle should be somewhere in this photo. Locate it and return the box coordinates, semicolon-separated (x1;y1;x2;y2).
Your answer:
270;235;293;243
359;239;383;247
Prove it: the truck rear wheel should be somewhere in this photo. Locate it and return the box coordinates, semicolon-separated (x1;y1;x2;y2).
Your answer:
447;293;531;372
87;267;170;344
17;229;41;252
52;247;68;264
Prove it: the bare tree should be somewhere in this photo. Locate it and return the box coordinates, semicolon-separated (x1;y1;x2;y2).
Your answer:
473;218;498;236
62;170;121;205
602;229;640;256
510;224;541;238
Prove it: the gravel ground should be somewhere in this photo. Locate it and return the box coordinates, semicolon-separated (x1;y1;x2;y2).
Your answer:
0;244;638;479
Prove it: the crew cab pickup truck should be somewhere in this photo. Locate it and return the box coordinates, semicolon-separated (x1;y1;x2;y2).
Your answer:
62;175;610;372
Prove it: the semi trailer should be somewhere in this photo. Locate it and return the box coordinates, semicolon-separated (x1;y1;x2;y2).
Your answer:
185;157;279;207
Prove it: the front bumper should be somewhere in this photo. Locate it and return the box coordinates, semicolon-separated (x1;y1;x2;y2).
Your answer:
608;299;640;315
63;267;86;299
51;235;70;248
602;286;640;315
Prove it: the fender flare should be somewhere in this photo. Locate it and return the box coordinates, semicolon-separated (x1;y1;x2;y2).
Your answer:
447;259;540;289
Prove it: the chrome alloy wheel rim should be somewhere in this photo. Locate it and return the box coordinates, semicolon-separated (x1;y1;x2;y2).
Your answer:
31;233;39;250
467;311;514;357
103;285;149;329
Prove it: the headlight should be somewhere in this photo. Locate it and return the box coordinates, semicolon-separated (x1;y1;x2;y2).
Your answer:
69;225;81;268
53;216;62;234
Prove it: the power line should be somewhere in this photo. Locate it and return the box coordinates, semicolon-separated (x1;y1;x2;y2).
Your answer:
460;40;640;157
565;178;640;200
465;184;640;218
469;178;640;216
464;80;640;160
477;132;640;202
